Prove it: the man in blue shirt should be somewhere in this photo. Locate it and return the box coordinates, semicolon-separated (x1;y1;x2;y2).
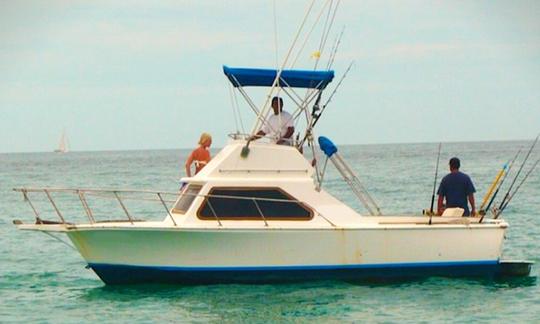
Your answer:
437;157;476;216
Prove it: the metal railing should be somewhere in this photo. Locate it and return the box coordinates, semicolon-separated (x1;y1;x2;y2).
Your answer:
13;187;336;228
14;187;180;226
227;132;297;146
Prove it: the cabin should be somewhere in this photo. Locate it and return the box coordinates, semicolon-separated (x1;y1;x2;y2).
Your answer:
171;140;362;228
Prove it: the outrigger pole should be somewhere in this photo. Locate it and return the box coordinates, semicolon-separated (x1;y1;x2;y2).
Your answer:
428;142;442;224
495;134;539;216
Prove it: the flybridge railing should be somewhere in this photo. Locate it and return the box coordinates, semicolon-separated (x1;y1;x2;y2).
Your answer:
13;187;337;228
227;132;298;146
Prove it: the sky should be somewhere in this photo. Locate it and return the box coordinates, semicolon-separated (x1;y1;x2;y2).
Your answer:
1;0;539;153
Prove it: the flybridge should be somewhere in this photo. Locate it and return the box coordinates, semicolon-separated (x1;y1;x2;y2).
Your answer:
223;66;335;90
222;64;340;146
222;62;353;190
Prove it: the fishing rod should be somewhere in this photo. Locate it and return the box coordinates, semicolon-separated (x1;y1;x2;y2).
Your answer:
313;0;341;70
297;91;323;150
428;143;442;224
326;26;345;70
477;162;507;223
480;149;521;221
479;162;508;213
300;25;345;167
496;134;539;215
320;61;354;111
298;61;354;148
496;157;540;218
242;0;317;158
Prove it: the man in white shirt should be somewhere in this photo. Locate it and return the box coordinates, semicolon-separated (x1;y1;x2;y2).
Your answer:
252;96;295;145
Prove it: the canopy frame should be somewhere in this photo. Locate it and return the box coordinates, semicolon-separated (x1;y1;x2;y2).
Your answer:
223;65;334;142
223;65;338;187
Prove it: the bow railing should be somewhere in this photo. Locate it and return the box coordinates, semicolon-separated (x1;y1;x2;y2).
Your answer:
13;187;181;226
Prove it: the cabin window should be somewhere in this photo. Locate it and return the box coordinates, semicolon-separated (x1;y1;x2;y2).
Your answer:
172;184;202;214
197;187;313;220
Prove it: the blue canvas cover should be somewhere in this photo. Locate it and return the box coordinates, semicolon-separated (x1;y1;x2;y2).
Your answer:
223;66;334;90
318;136;338;157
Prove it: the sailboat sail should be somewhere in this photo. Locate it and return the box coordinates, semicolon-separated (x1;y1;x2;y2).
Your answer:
55;131;68;153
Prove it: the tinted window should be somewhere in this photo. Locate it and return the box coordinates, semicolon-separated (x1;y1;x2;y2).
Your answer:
198;188;312;220
173;185;202;214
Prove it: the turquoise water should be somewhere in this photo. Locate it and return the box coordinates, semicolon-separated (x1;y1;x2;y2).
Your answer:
1;141;539;322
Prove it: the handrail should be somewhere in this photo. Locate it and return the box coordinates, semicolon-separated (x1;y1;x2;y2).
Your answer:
252;198;269;227
114;191;134;224
44;189;66;224
14;187;179;226
228;132;250;140
13;187;180;195
22;190;41;223
14;187;308;204
13;186;335;228
157;192;177;226
77;190;95;224
206;199;222;227
227;133;298;146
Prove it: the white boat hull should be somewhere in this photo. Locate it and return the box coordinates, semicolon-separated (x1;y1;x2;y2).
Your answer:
66;224;506;284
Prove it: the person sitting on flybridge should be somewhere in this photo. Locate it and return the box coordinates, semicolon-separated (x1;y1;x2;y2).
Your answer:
437;157;477;216
251;96;294;145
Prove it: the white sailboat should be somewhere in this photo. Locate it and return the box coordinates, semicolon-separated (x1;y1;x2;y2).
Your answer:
54;130;68;153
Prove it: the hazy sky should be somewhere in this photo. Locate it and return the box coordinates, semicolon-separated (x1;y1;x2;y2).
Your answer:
1;0;539;153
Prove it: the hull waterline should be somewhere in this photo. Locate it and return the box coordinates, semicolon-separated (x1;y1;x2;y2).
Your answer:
89;261;507;285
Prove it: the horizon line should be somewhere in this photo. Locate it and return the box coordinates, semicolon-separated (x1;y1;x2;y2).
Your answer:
0;137;534;155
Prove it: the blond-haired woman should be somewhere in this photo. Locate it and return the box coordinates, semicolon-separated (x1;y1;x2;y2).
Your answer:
185;133;212;177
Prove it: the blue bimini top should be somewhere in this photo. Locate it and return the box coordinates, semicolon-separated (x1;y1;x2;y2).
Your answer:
223;66;334;90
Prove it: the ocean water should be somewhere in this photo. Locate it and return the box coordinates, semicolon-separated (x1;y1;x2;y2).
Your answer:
1;141;539;322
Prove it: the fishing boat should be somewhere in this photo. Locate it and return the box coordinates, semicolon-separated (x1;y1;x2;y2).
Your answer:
13;64;533;285
13;2;535;284
54;130;68;153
